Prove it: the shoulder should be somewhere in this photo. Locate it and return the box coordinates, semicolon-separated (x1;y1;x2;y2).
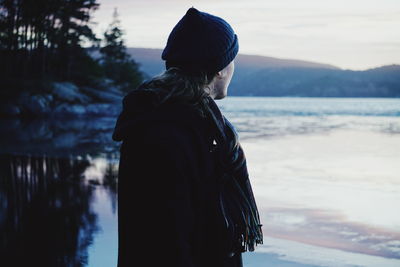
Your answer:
127;105;213;147
120;120;202;161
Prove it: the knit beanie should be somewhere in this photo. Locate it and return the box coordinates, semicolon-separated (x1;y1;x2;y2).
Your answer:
161;7;239;75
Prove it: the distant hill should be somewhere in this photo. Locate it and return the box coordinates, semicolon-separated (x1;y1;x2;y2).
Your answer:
127;47;400;97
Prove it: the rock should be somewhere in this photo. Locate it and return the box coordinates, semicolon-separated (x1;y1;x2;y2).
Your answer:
54;104;87;117
1;80;123;118
18;94;51;115
0;103;20;116
86;103;122;117
52;82;91;104
80;86;122;103
102;78;115;87
21;119;52;141
107;85;124;95
53;132;79;148
43;94;54;104
96;78;126;94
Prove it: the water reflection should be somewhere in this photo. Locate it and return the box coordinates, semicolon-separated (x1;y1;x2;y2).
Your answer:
0;154;117;266
1;97;399;267
263;207;400;259
0;118;119;156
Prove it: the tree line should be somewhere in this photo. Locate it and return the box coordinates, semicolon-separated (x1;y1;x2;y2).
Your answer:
0;0;143;96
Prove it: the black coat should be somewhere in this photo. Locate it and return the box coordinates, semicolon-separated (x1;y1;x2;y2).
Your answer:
113;90;243;267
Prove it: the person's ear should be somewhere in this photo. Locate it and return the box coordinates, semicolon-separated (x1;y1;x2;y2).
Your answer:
215;70;224;79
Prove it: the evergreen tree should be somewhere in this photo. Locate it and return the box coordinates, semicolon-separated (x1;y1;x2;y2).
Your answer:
100;8;143;92
99;8;127;62
0;1;7;50
0;0;101;89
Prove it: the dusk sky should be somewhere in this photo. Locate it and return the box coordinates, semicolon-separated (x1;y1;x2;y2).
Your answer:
92;0;400;70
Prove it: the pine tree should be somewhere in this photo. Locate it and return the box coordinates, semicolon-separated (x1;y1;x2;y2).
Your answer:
100;8;143;92
100;8;127;62
0;0;101;86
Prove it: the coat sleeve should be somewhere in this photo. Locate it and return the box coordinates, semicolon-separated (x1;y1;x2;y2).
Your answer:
117;132;196;267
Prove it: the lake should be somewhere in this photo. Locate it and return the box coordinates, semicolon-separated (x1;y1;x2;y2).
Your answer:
1;97;399;267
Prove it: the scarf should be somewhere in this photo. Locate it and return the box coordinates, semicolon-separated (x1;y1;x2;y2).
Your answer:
205;97;263;254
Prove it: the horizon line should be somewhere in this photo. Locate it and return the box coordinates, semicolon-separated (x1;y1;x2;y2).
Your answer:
125;46;400;72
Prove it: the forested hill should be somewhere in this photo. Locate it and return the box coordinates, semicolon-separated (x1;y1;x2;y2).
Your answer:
127;48;400;97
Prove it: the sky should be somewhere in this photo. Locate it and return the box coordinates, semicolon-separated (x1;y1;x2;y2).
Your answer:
91;0;400;70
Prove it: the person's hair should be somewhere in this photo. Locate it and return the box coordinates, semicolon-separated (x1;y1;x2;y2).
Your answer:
138;67;217;117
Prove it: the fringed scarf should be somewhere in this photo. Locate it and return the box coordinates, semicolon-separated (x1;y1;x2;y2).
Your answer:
205;97;263;255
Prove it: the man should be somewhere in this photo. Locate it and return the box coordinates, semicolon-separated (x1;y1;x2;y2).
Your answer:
113;7;262;267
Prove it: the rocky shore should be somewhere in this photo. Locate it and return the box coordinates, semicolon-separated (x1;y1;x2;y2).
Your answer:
0;80;124;118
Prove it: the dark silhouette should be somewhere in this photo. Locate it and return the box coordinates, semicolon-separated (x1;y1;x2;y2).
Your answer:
0;154;98;266
0;0;100;84
113;7;262;267
0;0;144;104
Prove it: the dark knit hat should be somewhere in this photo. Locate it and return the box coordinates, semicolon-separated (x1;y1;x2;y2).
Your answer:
161;7;239;75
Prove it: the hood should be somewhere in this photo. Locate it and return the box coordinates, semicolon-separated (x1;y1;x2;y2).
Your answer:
112;88;207;141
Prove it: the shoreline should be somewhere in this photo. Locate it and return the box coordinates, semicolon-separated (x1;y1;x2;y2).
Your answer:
243;237;400;267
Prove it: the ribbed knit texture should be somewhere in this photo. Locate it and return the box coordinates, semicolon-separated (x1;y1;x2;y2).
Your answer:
162;7;239;75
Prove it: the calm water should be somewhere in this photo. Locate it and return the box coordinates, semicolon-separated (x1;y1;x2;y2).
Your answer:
1;97;399;267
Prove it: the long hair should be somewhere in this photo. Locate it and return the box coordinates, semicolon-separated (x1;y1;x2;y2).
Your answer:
137;67;217;117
